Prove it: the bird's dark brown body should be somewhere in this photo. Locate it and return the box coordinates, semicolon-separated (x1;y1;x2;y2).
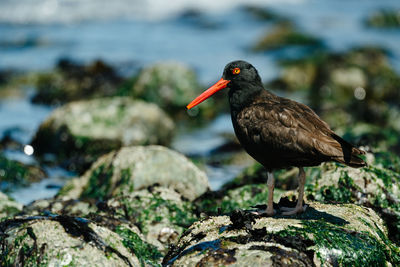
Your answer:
230;89;365;171
187;60;366;215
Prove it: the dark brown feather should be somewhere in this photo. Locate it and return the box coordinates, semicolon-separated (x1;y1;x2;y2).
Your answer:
231;90;366;170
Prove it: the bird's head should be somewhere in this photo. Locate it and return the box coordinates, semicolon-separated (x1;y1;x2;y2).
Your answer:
187;60;261;109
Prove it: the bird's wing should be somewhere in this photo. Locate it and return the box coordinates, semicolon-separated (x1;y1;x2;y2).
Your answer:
237;98;345;160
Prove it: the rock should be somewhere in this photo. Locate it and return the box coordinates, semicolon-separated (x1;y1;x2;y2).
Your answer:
196;183;285;216
0;214;163;266
31;59;124;105
268;46;400;130
242;5;285;22
22;198;96;217
305;157;400;244
98;186;198;253
253;22;322;51
0;154;47;192
0;192;22;219
133;62;198;111
31;97;174;173
366;9;400;28
132;61;227;119
163;203;400;266
57;145;209;201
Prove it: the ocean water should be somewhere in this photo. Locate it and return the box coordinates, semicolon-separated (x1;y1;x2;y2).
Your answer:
1;0;400;203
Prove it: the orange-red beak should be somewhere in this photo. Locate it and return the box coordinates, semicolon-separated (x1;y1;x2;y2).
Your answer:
187;78;230;109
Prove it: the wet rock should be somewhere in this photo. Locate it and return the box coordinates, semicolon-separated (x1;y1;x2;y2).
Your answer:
163;203;400;266
22;198;96;217
242;5;285;22
31;59;124;105
133;62;198;111
98;186;198;253
0;214;164;266
196;183;284;216
57;145;209;202
0;192;22;219
305;156;400;244
366;9;400;28
268;47;400;128
132;61;227;119
0;154;47;192
31;97;174;173
253;22;322;51
336;122;400;152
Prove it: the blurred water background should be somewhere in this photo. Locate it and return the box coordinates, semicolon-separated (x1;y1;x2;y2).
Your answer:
1;0;400;204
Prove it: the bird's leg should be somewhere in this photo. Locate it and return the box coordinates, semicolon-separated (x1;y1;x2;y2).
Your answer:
281;167;307;215
265;172;276;216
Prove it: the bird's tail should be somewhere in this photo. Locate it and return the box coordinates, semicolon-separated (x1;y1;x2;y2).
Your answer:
331;133;367;168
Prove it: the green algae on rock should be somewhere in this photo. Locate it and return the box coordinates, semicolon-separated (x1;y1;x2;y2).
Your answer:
366;9;400;28
163;203;399;266
305;159;400;244
131;61;227;119
99;186;198;253
31;59;124;105
31;97;174;173
252;22;322;52
0;192;22;220
267;47;400;129
0;154;47;192
196;183;284;216
0;215;142;266
57;145;209;202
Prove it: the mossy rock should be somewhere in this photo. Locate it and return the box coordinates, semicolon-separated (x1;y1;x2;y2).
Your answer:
219;162;299;192
31;59;124;105
57;145;209;202
22;198;96;217
267;46;400;127
0;154;47;192
0;215;152;266
31;97;174;173
253;22;322;51
305;158;400;244
132;62;223;119
163;203;400;266
366;9;400;28
242;5;285;22
0;192;22;220
98;186;198;253
335;122;400;152
196;183;285;216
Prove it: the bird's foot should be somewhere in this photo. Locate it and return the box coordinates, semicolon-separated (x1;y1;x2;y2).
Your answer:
280;205;308;215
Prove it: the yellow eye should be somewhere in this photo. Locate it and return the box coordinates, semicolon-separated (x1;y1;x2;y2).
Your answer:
232;67;241;75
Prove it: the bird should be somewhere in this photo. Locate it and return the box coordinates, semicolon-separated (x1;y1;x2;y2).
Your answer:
187;60;366;216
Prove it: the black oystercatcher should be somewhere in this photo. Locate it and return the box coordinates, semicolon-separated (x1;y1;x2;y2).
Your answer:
187;60;366;215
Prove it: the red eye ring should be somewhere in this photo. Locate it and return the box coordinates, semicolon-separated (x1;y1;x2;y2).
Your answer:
232;67;241;75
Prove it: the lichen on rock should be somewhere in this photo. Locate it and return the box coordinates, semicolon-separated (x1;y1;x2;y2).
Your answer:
0;215;143;266
57;145;209;202
31;97;174;172
163;203;399;266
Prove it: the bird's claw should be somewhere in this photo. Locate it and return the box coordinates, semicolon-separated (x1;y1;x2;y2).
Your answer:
280;205;308;215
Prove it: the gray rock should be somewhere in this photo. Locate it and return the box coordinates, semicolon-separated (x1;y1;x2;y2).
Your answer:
163;203;398;266
0;154;47;193
100;186;198;253
31;97;174;172
0;215;146;266
0;192;22;219
133;62;200;111
58;145;209;201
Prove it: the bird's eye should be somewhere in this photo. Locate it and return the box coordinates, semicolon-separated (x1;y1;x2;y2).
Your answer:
232;68;241;75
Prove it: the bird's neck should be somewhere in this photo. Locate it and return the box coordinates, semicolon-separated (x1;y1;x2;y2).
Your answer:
228;81;268;115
